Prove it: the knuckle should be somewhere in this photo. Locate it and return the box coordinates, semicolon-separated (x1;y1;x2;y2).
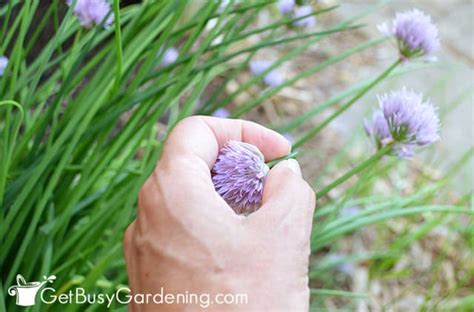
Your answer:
174;115;201;131
293;175;312;194
137;182;150;207
275;165;299;182
303;180;316;204
138;172;159;204
123;222;135;251
301;180;316;214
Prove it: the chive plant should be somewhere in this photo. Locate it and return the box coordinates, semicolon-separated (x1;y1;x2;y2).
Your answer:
0;1;471;311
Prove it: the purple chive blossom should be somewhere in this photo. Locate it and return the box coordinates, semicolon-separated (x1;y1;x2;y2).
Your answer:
364;88;440;158
278;0;295;15
212;141;269;215
339;206;361;218
67;0;113;28
0;56;8;76
293;5;317;28
327;254;355;275
218;0;240;13
160;47;179;66
212;108;230;118
378;9;440;60
249;60;284;87
282;132;294;145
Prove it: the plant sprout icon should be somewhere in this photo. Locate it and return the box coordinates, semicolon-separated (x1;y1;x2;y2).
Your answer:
8;274;56;306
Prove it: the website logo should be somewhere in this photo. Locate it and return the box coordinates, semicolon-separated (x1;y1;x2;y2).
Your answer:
7;274;56;306
7;273;246;308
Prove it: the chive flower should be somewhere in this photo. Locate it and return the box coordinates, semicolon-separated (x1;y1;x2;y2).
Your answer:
212;141;269;215
212;108;230;118
278;0;295;15
327;254;355;275
249;60;284;87
218;0;240;12
378;9;440;61
67;0;113;29
339;206;360;218
293;5;317;28
282;132;294;145
364;88;440;157
0;56;8;76
160;47;179;66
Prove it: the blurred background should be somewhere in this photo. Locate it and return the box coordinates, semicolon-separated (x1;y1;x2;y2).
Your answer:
336;0;473;189
324;1;473;310
230;0;473;310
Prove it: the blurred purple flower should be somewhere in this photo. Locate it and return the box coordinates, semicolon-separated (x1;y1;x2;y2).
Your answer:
67;0;113;28
364;88;440;157
278;0;295;15
249;60;284;87
340;206;361;218
378;9;440;61
0;56;8;76
160;47;179;66
212;108;230;118
212;141;269;215
282;132;294;145
327;254;355;275
293;5;317;28
218;0;240;13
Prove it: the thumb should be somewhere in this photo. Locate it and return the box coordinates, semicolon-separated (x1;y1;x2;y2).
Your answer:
256;159;316;230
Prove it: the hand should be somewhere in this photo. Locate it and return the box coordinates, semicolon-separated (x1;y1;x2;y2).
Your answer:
124;116;316;311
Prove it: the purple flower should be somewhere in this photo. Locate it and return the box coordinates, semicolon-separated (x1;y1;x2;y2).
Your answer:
340;206;360;218
249;60;284;87
364;88;440;157
218;0;240;13
0;56;8;76
278;0;295;15
67;0;113;28
378;9;440;60
160;47;179;66
212;141;269;215
293;6;317;28
327;254;355;275
212;108;230;118
282;132;294;145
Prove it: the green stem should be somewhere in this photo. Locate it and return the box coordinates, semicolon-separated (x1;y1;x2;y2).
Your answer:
310;288;368;299
113;0;123;92
266;151;299;168
293;58;401;149
0;100;24;207
316;144;392;198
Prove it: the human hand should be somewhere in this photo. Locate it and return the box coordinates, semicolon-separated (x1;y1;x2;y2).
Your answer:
124;116;316;311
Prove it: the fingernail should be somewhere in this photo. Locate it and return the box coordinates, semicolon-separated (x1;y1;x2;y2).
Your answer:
286;159;302;177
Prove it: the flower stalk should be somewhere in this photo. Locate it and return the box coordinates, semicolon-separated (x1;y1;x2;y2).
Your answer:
293;58;402;149
266;151;299;168
316;143;393;198
112;0;123;92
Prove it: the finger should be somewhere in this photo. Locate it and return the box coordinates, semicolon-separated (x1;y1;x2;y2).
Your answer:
253;159;316;232
140;158;239;220
123;221;136;294
123;221;135;265
142;116;291;218
161;116;291;170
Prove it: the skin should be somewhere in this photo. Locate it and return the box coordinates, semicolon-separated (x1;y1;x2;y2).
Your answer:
124;116;316;311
